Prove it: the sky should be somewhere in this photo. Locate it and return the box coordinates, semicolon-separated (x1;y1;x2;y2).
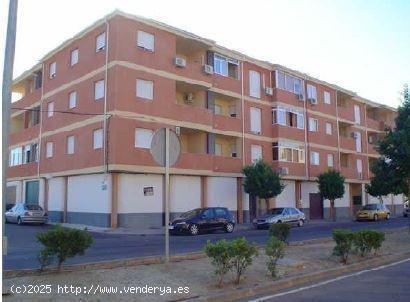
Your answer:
1;0;409;107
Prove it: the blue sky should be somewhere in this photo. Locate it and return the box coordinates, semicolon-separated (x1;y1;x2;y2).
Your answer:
1;0;409;107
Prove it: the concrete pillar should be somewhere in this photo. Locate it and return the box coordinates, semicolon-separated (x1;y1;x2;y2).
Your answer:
390;194;395;215
63;176;68;223
43;178;49;212
295;180;302;208
361;183;366;206
111;173;119;228
236;177;243;224
200;176;207;208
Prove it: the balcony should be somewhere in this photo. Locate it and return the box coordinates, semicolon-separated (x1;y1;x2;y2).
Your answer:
341;167;359;180
337;105;355;123
272;161;306;178
213;156;242;173
340;136;356;151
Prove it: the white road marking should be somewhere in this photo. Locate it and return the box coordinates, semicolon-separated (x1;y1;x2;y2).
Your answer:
248;258;410;302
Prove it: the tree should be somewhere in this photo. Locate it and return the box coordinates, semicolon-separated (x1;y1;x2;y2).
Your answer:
366;158;398;203
317;170;345;221
374;84;410;204
242;160;285;208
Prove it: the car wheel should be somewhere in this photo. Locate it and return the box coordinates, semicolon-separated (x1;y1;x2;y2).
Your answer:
386;213;390;220
225;223;234;233
17;217;23;225
374;214;378;221
189;224;199;236
298;219;304;227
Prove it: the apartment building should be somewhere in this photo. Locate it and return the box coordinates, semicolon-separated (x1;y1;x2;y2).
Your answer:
7;10;404;228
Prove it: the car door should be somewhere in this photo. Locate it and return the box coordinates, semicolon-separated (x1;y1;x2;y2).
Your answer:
281;208;291;223
9;205;19;222
214;208;228;230
288;208;299;225
199;209;217;231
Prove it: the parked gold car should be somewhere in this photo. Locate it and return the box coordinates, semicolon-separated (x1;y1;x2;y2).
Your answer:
356;204;390;221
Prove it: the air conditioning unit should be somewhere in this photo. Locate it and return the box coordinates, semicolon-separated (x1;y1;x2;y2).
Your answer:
308;98;317;105
297;94;304;101
278;167;289;175
264;87;273;95
203;64;214;75
175;126;181;136
174;57;186;68
184;93;194;104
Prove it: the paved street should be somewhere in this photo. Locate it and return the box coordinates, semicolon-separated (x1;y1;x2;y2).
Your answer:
4;217;409;270
249;258;410;302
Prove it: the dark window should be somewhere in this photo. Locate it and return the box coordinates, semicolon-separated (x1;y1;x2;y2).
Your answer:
24;204;43;211
272;142;278;161
215;208;227;218
289;208;299;215
202;209;215;219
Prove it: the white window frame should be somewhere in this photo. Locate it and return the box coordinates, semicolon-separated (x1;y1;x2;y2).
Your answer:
46;142;53;158
70;48;79;66
214;104;222;115
354;105;361;124
135;128;154;149
250;107;262;134
249;70;261;99
308;118;318;132
93;129;103;149
136;79;154;100
47;102;54;118
49;62;56;78
310;151;320;165
9;147;22;166
214;143;222;156
355;132;362;152
325;122;332;135
327;153;334;167
69;91;77;109
251;145;263;163
66;136;75;154
137;31;155;52
275;71;303;96
357;159;363;173
214;54;228;76
307;84;317;101
96;32;106;52
324;91;331;104
94;80;105;101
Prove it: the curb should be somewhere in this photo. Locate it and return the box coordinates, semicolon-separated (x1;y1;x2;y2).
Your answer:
191;252;410;302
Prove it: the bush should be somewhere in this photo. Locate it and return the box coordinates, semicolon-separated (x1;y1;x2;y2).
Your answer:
369;231;385;254
37;249;53;271
332;229;355;264
265;236;285;278
230;237;258;284
204;240;233;287
269;223;291;243
36;225;93;269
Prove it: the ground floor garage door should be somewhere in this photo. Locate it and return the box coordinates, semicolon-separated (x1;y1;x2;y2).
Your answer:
309;193;323;219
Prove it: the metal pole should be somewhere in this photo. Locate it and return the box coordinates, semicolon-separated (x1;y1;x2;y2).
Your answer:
165;128;170;262
2;0;18;256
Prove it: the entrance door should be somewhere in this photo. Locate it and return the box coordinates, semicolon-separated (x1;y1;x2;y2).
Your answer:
25;180;39;204
309;193;323;219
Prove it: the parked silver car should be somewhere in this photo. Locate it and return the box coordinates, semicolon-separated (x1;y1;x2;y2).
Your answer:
253;207;305;229
5;203;48;225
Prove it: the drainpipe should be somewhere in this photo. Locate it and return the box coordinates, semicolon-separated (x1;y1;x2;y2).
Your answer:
335;91;341;171
37;63;45;179
364;103;370;179
103;18;110;174
240;61;245;167
302;77;309;180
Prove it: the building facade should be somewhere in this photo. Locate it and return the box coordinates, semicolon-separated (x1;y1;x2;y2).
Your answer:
7;11;404;228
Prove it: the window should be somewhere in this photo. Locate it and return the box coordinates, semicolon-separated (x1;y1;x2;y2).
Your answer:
249;70;261;98
47;102;54;117
310;151;320;165
324;91;331;104
69;91;77;108
70;48;79;66
275;71;303;95
66;136;75;154
9;147;22;166
96;32;106;52
325;122;332;135
136;79;154;100
250;107;262;134
135;128;153;149
308;118;318;132
354;105;361;124
327;154;334;167
272;107;304;129
272;142;305;163
213;54;239;79
143;187;154;196
354;132;362;152
49;62;56;78
94;80;105;100
28;106;40;127
307;84;317;102
46;142;53;158
93;129;103;149
214;104;222;115
137;31;155;51
251;145;263;163
23;143;38;163
357;159;363;173
215;143;222;156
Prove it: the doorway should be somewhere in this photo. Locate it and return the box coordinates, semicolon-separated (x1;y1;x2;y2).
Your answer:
309;193;323;219
25;180;39;204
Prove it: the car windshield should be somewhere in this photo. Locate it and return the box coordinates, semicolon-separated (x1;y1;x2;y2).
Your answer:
267;208;284;215
362;204;377;211
180;208;202;219
24;204;43;211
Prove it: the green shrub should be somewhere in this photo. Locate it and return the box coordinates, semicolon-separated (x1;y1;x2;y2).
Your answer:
204;240;233;287
269;223;291;243
353;229;385;257
265;236;285;278
229;237;258;284
37;249;53;271
369;231;385;254
332;229;355;264
36;225;93;269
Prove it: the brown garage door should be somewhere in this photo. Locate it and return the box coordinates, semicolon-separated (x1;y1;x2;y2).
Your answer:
310;193;323;219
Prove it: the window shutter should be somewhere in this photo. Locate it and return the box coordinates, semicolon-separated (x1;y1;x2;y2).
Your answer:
206;51;214;66
249;70;261;98
136;79;154;100
354;105;361;124
95;80;104;100
251;145;262;163
135;128;153;149
93;129;103;149
250;107;261;134
355;132;362;152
